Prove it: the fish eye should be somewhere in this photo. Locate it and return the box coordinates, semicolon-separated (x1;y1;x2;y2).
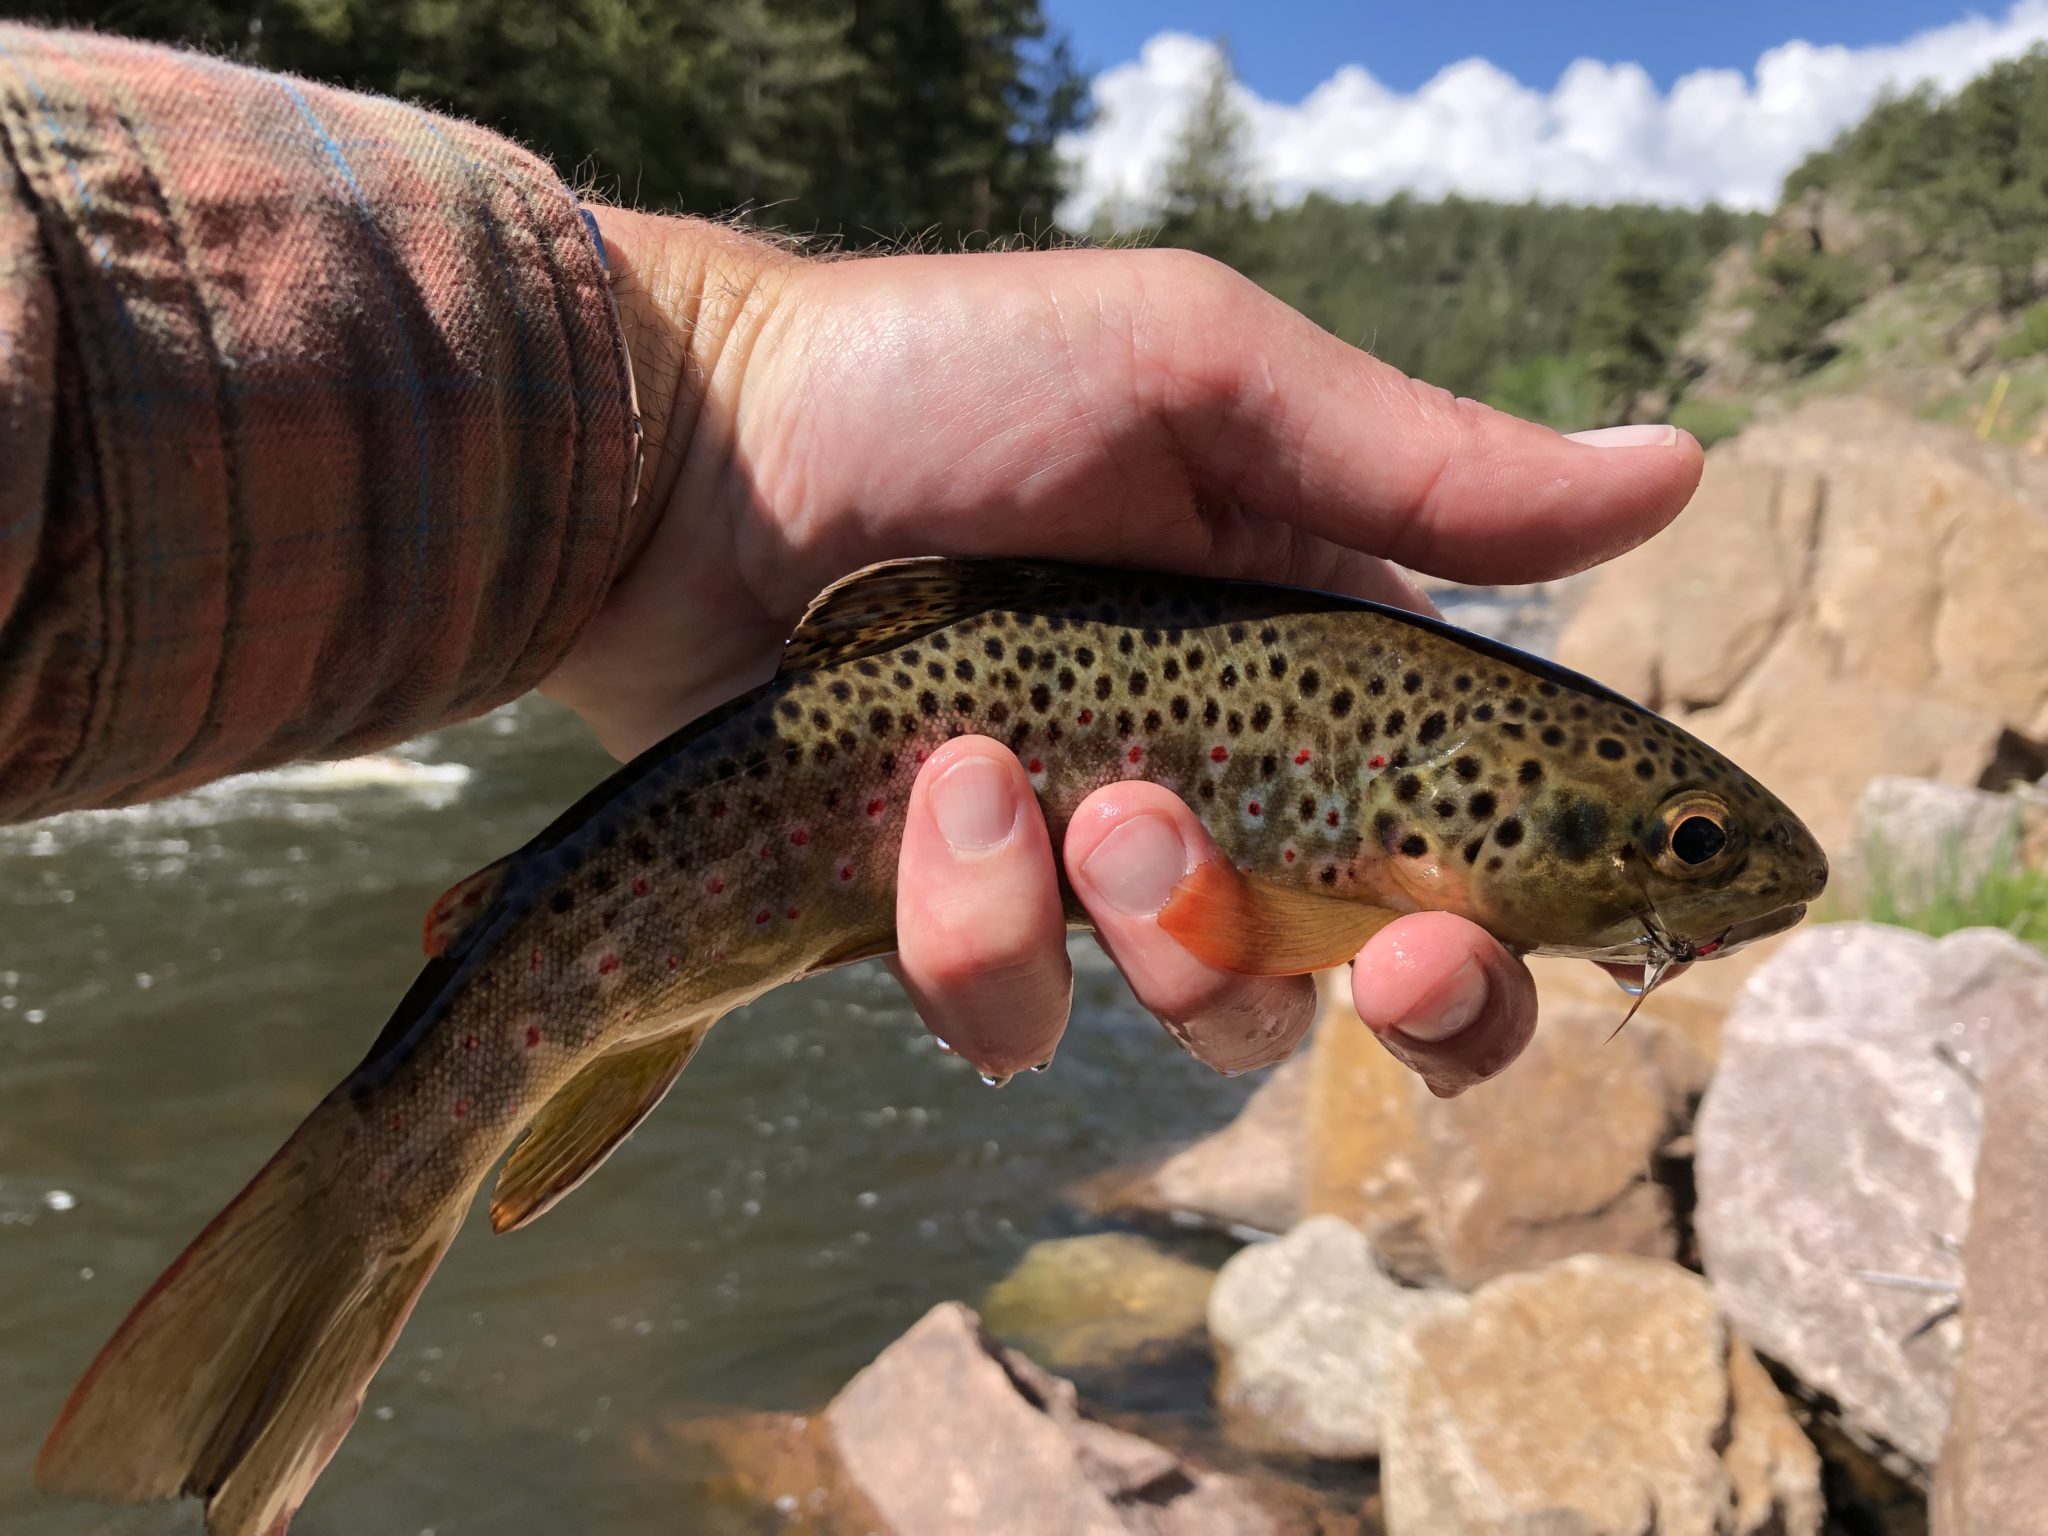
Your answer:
1651;794;1738;878
1671;816;1726;865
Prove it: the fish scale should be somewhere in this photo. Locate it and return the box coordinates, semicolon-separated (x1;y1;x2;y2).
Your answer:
37;557;1828;1536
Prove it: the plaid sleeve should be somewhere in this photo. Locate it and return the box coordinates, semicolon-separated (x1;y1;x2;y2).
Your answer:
0;23;640;821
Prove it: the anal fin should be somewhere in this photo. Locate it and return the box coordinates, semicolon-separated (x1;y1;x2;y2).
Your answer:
490;1026;708;1235
1158;860;1404;975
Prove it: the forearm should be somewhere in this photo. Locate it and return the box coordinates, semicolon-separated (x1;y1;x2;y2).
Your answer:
0;23;648;821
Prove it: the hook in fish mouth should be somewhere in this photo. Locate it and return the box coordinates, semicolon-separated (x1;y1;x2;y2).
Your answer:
1601;901;1809;1038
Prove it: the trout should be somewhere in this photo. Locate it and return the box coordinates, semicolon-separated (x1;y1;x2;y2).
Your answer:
39;558;1828;1534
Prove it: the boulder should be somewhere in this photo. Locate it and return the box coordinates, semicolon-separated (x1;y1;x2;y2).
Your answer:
980;1233;1216;1372
825;1302;1278;1535
1847;775;2048;909
1308;981;1682;1289
1695;923;2048;1477
1933;1039;2048;1535
1555;398;2048;849
1071;1054;1308;1239
1381;1255;1822;1536
1208;1215;1459;1459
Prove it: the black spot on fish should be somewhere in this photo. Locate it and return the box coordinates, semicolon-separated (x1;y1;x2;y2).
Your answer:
1538;681;1559;698
1636;758;1657;779
1454;673;1472;692
954;693;974;714
1030;683;1052;711
1373;811;1399;850
1228;712;1245;736
1269;654;1288;679
1403;670;1423;694
956;659;976;682
926;662;945;682
1128;671;1149;696
1546;798;1609;862
1435;800;1457;819
1541;725;1567;748
1462;836;1484;864
779;700;801;720
1418;712;1447;745
1469;791;1497;819
919;691;940;717
1171;696;1189;722
1518;759;1542;784
1300;795;1317;820
1384;709;1406;735
1058;668;1076;692
1367;676;1386;697
1203;700;1221;726
1395;773;1422;802
985;639;1004;660
1116;711;1135;736
1473;702;1495;722
1495;818;1524;848
1298;667;1320;696
830;681;852;702
1118;634;1135;655
1320;865;1339;885
1400;833;1429;858
1094;675;1114;701
1261;754;1279;778
1185;648;1206;671
870;708;894;735
1143;709;1162;732
1259;625;1279;645
1219;664;1239;689
1163;657;1182;681
1330;688;1354;719
1504;698;1526;717
1597;737;1626;760
1017;645;1036;668
1454;756;1481;782
893;672;913;689
1075;646;1095;666
1250;703;1272;732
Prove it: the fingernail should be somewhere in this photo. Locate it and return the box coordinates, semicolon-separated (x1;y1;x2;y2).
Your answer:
1399;957;1489;1042
931;757;1018;853
1565;423;1679;449
1081;813;1190;916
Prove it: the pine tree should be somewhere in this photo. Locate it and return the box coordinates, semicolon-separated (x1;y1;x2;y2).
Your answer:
1153;44;1262;270
1582;221;1694;418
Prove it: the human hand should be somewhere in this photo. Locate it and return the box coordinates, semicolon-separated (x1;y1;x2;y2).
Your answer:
543;211;1703;1097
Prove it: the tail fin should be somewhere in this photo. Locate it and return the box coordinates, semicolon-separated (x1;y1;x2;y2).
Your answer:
36;1099;465;1536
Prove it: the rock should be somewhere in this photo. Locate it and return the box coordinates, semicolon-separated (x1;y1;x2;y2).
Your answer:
1304;975;1684;1288
1207;1215;1459;1458
1933;1037;2048;1535
1555;398;2048;849
1381;1255;1822;1536
980;1233;1216;1372
1071;1055;1308;1239
1848;775;2048;907
1695;923;2048;1477
825;1301;1278;1536
636;1411;886;1532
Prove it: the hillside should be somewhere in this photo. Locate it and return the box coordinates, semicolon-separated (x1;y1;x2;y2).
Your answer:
1142;47;2048;450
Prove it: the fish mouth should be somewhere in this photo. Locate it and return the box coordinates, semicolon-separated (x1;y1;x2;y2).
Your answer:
1710;902;1808;957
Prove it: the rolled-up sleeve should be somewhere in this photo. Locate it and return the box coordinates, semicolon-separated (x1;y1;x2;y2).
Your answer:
0;22;639;822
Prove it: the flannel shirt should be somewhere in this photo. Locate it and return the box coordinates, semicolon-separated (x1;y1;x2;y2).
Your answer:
0;22;640;823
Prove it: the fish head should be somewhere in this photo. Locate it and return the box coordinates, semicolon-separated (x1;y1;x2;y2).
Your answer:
1462;735;1829;968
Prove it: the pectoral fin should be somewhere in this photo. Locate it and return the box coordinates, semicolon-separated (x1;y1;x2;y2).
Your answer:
490;1026;708;1234
1158;860;1404;975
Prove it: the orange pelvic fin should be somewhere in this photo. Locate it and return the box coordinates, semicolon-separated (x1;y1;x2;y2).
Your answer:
1158;859;1404;976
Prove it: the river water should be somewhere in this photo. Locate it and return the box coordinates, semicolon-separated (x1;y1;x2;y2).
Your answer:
0;699;1261;1536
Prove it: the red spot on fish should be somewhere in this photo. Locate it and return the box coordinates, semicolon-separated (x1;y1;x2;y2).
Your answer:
632;877;649;897
1248;800;1263;817
666;955;679;970
597;953;620;975
758;843;774;860
1284;848;1297;863
1368;755;1387;770
867;797;887;817
1210;745;1229;763
785;906;801;921
1027;758;1044;774
1127;745;1144;764
526;1025;542;1048
755;909;772;926
1326;809;1341;828
452;1098;470;1119
839;863;855;883
530;949;544;971
711;801;727;819
791;828;811;846
463;1033;478;1051
705;876;726;895
1078;709;1094;725
914;747;930;764
1697;940;1722;956
1295;749;1312;765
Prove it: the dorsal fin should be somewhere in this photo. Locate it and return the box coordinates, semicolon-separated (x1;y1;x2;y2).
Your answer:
421;858;513;959
778;558;1065;675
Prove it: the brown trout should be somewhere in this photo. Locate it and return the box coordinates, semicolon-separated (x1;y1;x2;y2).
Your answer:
39;559;1827;1534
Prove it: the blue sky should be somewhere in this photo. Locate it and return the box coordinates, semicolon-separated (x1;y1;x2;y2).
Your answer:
1055;1;2048;220
1045;0;2002;98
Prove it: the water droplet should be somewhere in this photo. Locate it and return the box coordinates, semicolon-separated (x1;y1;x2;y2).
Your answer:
134;972;154;989
1611;972;1647;997
1028;1057;1053;1074
978;1071;1013;1088
856;1191;879;1209
933;1037;954;1054
43;1189;75;1212
374;1405;395;1421
24;1007;45;1024
775;1494;800;1516
78;1266;93;1280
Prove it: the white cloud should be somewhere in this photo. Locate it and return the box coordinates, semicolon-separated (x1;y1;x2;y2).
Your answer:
1060;3;2048;225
